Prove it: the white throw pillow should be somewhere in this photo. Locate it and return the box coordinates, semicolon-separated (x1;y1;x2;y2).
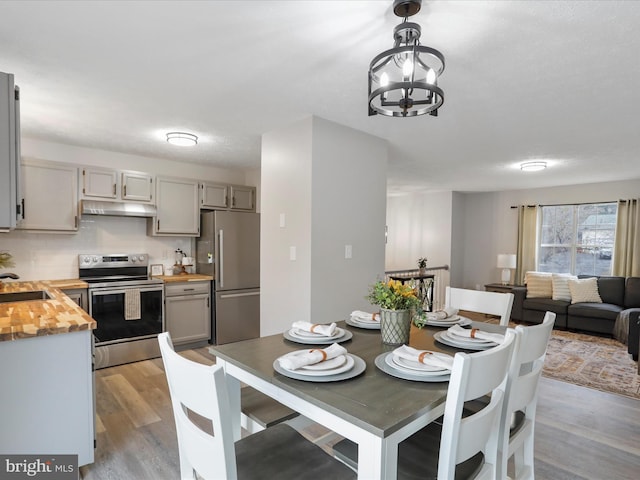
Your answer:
526;272;553;298
552;273;577;301
568;277;602;304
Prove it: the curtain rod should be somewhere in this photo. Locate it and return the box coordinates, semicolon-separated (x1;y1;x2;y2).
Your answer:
510;200;617;209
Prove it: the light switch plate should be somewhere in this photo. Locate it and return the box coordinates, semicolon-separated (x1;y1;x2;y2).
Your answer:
289;246;296;261
345;244;352;259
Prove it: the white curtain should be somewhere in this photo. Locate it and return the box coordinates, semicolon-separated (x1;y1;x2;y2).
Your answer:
613;199;640;277
515;205;539;285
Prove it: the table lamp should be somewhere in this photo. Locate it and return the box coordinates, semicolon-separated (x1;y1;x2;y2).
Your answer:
497;254;517;285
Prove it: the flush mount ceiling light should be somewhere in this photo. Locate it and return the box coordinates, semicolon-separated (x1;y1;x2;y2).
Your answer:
520;161;547;172
368;0;445;118
166;132;198;147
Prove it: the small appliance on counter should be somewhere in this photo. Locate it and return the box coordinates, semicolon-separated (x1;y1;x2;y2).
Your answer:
79;253;164;369
196;210;260;345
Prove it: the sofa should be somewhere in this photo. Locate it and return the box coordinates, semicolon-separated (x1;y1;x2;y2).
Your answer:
510;274;640;339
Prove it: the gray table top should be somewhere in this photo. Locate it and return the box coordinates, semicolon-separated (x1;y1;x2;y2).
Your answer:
211;320;504;438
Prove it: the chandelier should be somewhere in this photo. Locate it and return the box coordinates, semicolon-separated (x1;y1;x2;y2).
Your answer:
368;0;445;117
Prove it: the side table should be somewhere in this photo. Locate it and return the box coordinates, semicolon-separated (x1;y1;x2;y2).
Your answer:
484;283;521;294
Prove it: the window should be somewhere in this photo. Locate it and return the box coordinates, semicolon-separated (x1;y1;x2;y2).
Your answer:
538;202;617;276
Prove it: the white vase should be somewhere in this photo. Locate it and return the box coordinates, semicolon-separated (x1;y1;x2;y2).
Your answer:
380;308;412;345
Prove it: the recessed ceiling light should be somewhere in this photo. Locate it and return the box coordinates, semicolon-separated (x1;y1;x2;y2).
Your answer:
520;161;547;172
166;132;198;147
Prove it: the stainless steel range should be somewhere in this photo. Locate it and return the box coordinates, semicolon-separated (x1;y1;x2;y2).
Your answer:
79;253;164;369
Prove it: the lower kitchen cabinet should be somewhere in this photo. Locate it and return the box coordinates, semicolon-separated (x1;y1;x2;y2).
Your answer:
0;330;95;466
165;281;211;346
63;287;88;312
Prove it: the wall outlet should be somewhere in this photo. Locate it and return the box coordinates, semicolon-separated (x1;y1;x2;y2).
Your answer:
279;213;286;228
345;244;352;259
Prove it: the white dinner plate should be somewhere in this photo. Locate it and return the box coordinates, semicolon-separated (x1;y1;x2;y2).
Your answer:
274;354;366;382
425;316;472;327
278;353;354;377
391;352;451;372
345;316;381;330
283;328;352;345
443;330;495;345
291;327;344;340
278;351;347;371
385;353;450;377
376;353;450;382
433;331;495;351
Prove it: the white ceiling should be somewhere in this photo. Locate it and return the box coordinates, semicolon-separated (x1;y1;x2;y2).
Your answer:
2;1;640;194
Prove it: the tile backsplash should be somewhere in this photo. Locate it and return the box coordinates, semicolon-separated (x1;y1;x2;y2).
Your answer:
0;216;193;281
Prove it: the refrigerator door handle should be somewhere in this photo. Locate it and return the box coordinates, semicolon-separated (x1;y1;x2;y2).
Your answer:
218;229;224;288
219;291;260;299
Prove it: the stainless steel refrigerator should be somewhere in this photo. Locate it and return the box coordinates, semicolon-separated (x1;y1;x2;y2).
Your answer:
196;210;260;344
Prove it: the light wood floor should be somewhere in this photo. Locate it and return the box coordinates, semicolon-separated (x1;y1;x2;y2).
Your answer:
80;347;640;480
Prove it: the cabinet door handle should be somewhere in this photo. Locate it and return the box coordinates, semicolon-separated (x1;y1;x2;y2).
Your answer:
113;183;116;196
20;198;25;219
123;185;127;197
218;229;224;288
75;215;78;228
183;288;195;292
157;219;160;230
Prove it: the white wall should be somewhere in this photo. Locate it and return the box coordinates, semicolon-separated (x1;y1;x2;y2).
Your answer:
386;191;453;272
261;118;313;336
310;117;387;325
0;138;251;280
261;116;387;337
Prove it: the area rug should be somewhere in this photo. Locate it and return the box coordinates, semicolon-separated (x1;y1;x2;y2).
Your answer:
542;330;640;400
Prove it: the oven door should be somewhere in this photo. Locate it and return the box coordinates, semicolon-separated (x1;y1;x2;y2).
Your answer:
90;285;164;345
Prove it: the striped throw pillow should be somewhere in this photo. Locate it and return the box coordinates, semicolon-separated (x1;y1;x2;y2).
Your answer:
526;272;553;298
568;277;602;304
552;273;577;301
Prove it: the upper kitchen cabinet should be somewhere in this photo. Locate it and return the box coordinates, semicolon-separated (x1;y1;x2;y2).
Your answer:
200;182;256;212
81;167;153;203
149;176;199;236
19;159;79;232
122;171;153;202
0;72;21;232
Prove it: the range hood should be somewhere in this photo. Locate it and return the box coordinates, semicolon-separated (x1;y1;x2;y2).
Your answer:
81;200;157;218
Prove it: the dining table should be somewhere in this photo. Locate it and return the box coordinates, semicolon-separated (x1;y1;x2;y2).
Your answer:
210;319;505;480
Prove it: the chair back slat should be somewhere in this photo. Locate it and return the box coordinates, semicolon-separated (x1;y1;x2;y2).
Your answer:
446;287;514;326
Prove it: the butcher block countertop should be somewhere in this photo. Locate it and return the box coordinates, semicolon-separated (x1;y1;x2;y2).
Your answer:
156;274;214;283
42;278;89;290
0;281;96;342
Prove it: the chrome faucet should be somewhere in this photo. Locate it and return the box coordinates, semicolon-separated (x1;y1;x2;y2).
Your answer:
0;273;19;280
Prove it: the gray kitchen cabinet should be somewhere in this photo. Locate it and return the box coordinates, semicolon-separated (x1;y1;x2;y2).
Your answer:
19;159;79;231
122;171;153;202
165;281;211;346
200;181;256;212
0;330;95;466
64;288;88;312
82;167;153;203
230;185;255;211
200;182;228;209
0;71;21;232
150;176;199;236
81;167;117;199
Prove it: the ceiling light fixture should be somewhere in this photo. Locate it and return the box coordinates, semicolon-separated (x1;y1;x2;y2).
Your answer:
520;161;547;172
166;132;198;147
368;0;445;118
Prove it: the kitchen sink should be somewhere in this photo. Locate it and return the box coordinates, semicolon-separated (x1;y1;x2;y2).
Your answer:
0;290;51;303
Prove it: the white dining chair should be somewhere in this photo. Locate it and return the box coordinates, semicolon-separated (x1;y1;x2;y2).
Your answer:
496;311;556;480
333;329;517;479
158;332;355;480
446;286;514;326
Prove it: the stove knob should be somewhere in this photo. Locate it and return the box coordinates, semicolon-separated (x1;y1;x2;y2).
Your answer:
81;256;91;265
131;256;137;263
138;255;145;262
92;256;99;263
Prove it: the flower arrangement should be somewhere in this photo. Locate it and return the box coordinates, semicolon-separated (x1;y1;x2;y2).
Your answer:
417;257;428;269
366;279;420;310
0;251;14;269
